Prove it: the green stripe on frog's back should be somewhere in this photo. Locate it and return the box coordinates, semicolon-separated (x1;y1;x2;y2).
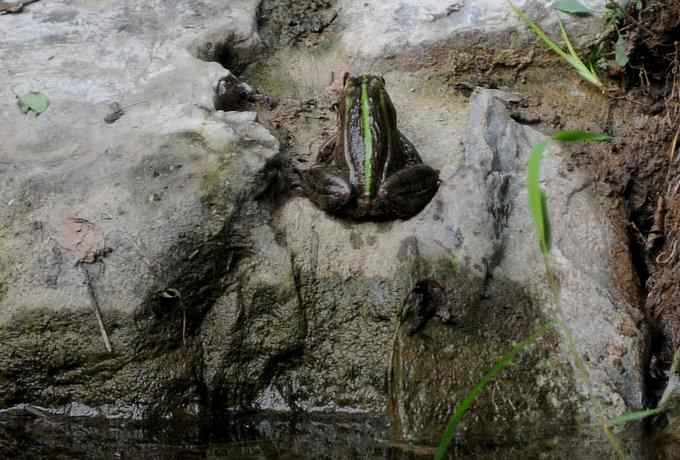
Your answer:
379;86;392;181
361;76;373;196
344;90;357;187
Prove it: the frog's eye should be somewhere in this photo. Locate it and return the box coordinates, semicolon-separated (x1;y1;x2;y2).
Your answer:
369;76;385;91
342;72;351;87
344;75;358;93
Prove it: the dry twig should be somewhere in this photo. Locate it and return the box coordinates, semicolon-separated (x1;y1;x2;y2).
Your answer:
81;267;113;353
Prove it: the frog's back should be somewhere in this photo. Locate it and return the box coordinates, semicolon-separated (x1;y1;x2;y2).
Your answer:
339;75;403;200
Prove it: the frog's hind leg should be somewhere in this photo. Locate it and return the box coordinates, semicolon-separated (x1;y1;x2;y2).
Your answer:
375;165;440;218
302;166;353;214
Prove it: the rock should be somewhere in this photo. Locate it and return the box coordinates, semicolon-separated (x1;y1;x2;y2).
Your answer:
335;0;614;58
386;89;645;456
0;0;277;416
0;0;647;457
213;72;254;111
242;89;641;456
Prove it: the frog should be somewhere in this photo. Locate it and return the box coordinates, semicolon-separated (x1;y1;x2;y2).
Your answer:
300;73;440;219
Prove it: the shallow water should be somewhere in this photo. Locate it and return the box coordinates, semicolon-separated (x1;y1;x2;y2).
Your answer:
0;406;658;460
0;408;441;460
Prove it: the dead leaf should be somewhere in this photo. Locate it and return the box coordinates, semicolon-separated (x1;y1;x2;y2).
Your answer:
59;216;107;263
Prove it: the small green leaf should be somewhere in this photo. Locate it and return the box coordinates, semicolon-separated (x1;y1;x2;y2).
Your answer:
528;142;550;255
552;130;611;142
615;35;629;67
553;0;591;15
17;92;49;116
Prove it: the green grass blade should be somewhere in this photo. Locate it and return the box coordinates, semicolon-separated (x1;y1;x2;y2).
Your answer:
509;1;603;89
527;130;609;254
540;190;552;255
507;1;570;61
552;130;611;142
559;20;604;88
527;142;550;255
434;323;555;460
559;19;579;58
608;408;664;426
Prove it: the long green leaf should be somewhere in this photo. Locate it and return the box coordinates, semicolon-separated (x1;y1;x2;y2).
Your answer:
508;1;569;61
508;2;603;89
558;20;604;88
552;130;611;141
434;323;554;460
527;142;550;255
608;408;664;426
559;19;579;58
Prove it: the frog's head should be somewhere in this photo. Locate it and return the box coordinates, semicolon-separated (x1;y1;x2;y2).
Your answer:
342;73;391;109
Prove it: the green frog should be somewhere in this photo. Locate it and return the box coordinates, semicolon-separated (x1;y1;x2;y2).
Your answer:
300;74;440;219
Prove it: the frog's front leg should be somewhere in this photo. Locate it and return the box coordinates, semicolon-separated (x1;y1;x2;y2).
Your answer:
293;134;337;191
301;166;353;214
317;133;337;164
399;131;424;165
374;164;440;218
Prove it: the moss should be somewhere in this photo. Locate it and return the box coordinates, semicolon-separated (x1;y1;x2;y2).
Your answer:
199;159;236;218
200;167;224;200
244;60;291;97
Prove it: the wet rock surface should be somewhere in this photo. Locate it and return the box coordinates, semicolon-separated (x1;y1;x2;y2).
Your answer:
0;0;652;458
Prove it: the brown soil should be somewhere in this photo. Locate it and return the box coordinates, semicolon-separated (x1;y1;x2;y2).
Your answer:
596;0;680;402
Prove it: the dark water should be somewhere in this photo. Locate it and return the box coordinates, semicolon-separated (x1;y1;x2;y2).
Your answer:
0;406;664;460
0;408;440;460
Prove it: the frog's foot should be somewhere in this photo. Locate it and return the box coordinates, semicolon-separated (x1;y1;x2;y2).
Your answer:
302;166;353;213
375;164;440;218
